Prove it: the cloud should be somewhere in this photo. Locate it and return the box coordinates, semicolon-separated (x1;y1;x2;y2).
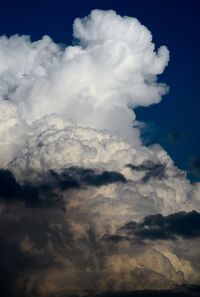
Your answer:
0;169;200;296
126;160;167;182
120;211;200;240
51;167;127;189
0;9;169;169
0;8;199;297
81;285;200;297
0;210;71;297
0;169;39;206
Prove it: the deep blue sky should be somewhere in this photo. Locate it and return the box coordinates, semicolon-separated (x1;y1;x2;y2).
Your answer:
0;0;199;181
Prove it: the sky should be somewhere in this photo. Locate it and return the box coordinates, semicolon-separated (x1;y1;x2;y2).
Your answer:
0;0;200;181
0;1;200;297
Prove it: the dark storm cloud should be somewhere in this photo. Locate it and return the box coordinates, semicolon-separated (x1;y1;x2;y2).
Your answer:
81;170;127;186
0;169;39;206
0;235;67;297
120;211;200;240
0;234;67;297
126;161;167;182
102;234;128;243
0;203;74;297
50;166;127;189
0;238;30;297
0;167;126;207
92;285;200;297
0;169;67;209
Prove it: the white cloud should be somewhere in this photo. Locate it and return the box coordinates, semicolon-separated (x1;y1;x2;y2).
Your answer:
0;10;169;153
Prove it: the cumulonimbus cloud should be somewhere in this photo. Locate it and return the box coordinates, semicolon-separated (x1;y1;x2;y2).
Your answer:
0;9;200;297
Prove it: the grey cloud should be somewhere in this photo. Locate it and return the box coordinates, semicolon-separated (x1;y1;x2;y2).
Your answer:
126;161;167;182
51;167;127;189
0;167;127;208
120;211;200;240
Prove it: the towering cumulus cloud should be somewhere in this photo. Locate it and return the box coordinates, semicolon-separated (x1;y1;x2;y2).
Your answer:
0;10;200;297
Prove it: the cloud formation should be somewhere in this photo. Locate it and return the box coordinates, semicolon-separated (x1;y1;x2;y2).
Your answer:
0;9;199;297
119;211;200;240
0;9;169;169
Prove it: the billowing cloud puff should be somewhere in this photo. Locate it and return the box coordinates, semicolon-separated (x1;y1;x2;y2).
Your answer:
0;9;169;155
0;9;199;297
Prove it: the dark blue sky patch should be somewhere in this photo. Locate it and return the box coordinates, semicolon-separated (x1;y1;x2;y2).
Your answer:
189;156;200;178
164;132;183;143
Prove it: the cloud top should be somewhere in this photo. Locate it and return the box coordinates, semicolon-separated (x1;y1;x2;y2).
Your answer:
0;10;169;153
